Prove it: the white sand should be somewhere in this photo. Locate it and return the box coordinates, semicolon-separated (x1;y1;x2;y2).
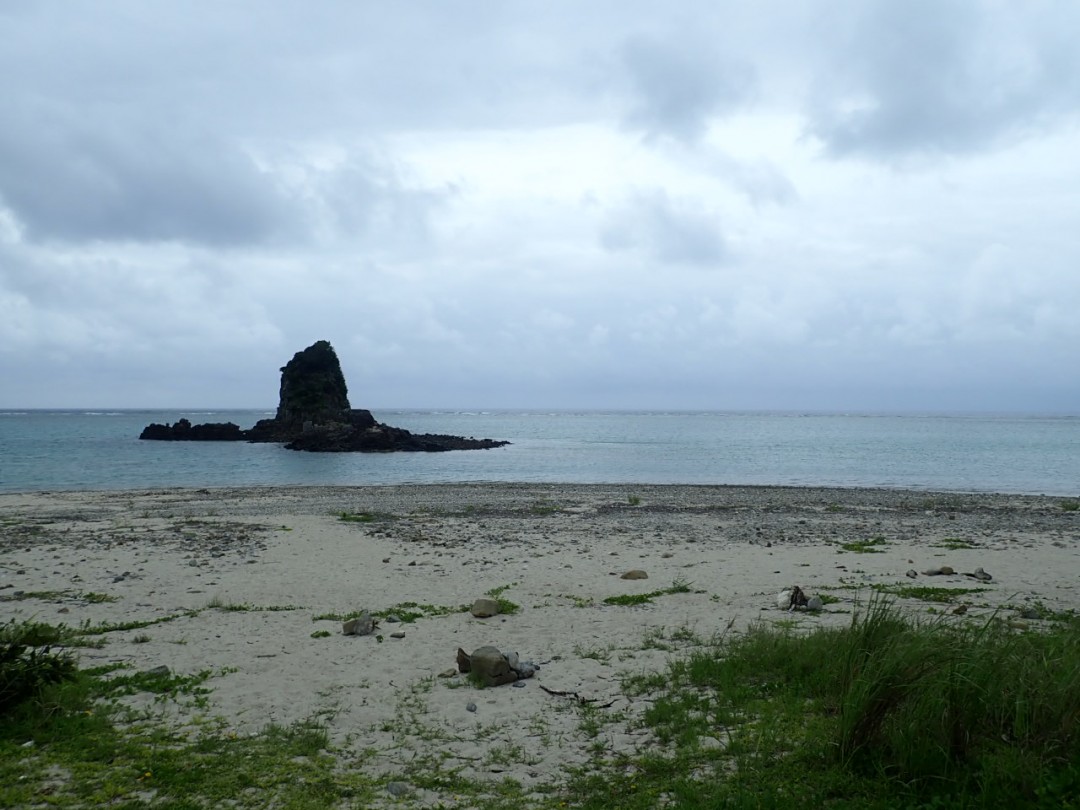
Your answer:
2;484;1078;803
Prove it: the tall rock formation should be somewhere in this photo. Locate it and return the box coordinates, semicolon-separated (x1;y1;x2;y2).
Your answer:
139;340;509;453
274;340;351;427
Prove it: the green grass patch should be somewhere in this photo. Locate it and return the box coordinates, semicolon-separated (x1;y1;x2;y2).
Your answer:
1061;499;1080;512
528;500;562;515
485;584;521;615
570;598;1080;808
80;592;119;604
603;578;694;607
1;620;78;716
0;673;379;808
206;597;302;612
566;594;595;608
933;537;982;550
838;536;889;553
76;611;201;637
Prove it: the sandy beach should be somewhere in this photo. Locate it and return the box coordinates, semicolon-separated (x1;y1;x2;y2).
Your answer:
2;484;1078;805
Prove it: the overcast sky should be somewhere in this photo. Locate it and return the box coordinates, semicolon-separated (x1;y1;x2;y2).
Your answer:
2;1;1078;412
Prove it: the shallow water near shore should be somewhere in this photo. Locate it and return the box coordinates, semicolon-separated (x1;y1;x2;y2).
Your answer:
1;409;1078;494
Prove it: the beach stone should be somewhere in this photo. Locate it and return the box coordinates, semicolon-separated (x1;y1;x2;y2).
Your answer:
143;665;171;677
777;586;809;610
457;647;472;673
514;661;538;679
470;645;518;686
969;567;992;582
505;651;520;671
922;566;955;576
466;701;478;712
386;781;412;797
512;680;527;688
906;569;918;578
1018;607;1041;620
438;668;457;678
342;612;375;636
390;632;406;639
471;598;501;618
806;595;824;611
621;569;648;580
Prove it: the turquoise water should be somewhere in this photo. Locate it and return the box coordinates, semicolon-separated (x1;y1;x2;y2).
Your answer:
1;409;1078;495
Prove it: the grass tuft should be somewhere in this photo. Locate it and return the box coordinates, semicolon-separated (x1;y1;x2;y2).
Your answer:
0;620;78;717
574;596;1080;808
603;578;694;607
838;536;889;553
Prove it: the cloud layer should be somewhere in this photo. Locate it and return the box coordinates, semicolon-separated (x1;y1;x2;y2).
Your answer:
1;1;1078;411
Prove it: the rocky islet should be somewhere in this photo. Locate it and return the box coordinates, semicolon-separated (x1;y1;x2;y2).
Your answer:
139;340;510;453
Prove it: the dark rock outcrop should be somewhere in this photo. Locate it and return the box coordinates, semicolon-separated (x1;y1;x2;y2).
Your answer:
139;340;510;453
139;418;245;441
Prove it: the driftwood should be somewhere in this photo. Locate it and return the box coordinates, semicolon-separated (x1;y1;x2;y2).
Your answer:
538;684;616;708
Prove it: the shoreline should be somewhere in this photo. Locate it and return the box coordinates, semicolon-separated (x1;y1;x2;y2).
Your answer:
3;480;1077;499
3;483;1078;804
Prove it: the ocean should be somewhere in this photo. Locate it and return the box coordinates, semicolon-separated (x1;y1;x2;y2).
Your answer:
0;409;1078;496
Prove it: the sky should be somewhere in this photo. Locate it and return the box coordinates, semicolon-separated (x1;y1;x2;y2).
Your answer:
2;1;1078;412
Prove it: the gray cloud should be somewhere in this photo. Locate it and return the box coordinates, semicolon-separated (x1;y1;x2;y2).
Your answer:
600;191;728;266
0;103;292;245
620;35;756;143
807;0;1080;157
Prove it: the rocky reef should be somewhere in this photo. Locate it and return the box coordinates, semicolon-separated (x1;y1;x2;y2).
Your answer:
139;340;510;452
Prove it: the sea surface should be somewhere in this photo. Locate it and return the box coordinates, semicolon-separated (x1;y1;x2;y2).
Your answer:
1;410;1078;495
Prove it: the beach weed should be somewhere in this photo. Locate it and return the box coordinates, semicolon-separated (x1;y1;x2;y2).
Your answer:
528;500;561;515
933;537;981;550
872;584;989;603
1061;499;1080;512
208;600;302;613
561;598;1080;809
574;643;615;664
0;663;377;809
485;584;521;615
838;536;889;553
316;601;468;624
0;589;72;602
80;591;119;604
603;578;695;607
1007;600;1077;622
0;620;78;716
76;610;201;636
